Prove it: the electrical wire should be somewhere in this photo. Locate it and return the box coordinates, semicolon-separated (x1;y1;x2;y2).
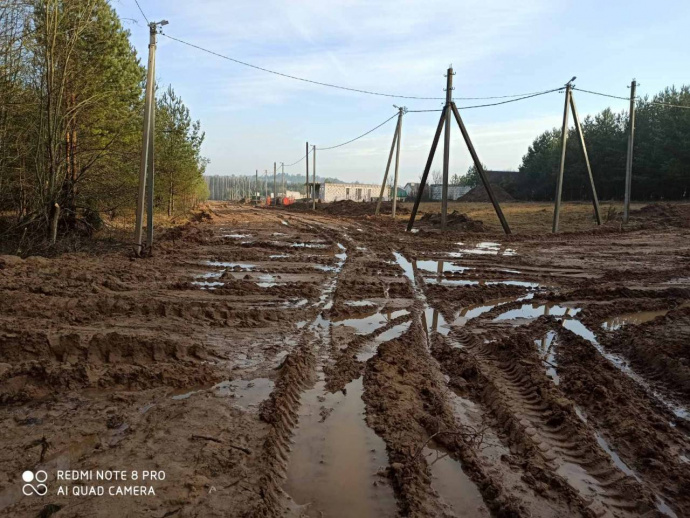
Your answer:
318;112;399;150
572;87;630;101
160;32;563;102
647;100;690;110
574;87;690;110
283;148;312;168
133;0;149;25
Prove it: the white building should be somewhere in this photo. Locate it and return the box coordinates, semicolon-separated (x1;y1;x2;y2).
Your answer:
429;184;471;201
403;182;419;198
307;183;390;202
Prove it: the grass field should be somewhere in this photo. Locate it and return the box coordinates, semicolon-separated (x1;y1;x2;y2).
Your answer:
398;201;650;233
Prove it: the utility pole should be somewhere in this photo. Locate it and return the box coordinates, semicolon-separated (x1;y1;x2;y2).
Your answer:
441;66;453;231
146;80;156;250
376;106;404;217
553;79;573;233
312;145;316;210
392;107;403;218
273;162;277;206
264;170;268;200
134;20;168;256
623;79;637;223
305;142;309;201
255;169;258;201
282;163;285;201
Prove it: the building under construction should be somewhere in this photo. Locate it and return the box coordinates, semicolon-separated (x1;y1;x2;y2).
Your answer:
307;182;390;203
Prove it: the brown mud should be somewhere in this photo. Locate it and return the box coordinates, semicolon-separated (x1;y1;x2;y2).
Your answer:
0;201;689;517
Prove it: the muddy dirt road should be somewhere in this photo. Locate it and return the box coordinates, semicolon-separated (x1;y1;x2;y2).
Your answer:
1;202;689;517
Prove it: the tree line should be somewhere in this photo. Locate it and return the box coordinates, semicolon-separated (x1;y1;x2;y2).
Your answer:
0;0;207;247
507;86;690;201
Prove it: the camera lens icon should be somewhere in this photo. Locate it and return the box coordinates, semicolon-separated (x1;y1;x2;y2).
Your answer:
22;470;48;496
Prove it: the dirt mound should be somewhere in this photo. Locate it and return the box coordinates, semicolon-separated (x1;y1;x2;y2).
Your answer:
418;210;485;231
287;200;409;217
458;184;514;202
631;203;690;228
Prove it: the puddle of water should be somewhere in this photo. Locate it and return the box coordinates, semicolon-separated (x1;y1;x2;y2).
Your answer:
424;307;450;337
356;322;411;361
424;278;539;289
296;320;308;329
345;301;377;307
495;303;580;322
453;294;535;327
423;444;490;517
556;462;600;500
291;242;328;249
416;260;471;274
204;261;256;269
536;331;559;385
213;378;274;408
283;378;396;517
451;241;517;257
562;319;688;420
312;264;337;272
282;220;289;226
224;233;252;239
333;312;388;334
393;252;416;287
601;309;669;331
270;254;290;259
171;388;204;400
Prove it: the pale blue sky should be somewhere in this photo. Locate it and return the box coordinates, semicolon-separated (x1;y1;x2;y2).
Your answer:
113;0;690;184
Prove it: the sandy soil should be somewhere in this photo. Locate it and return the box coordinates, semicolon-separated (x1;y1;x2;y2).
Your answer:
0;201;689;517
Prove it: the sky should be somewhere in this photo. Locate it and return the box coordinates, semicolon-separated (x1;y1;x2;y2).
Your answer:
112;0;690;185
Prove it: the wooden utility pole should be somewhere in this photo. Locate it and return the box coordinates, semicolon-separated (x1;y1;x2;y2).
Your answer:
623;79;637;223
134;22;163;256
273;162;277;206
376;107;404;216
441;67;453;230
553;81;572;233
305;141;309;200
553;78;602;232
312;145;316;210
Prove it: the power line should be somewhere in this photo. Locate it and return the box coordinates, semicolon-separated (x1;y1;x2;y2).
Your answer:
574;87;690;110
572;87;630;101
283;148;312;168
133;0;149;25
160;32;562;102
318;112;399;150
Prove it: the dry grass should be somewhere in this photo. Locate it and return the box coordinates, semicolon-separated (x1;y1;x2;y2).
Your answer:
397;201;648;233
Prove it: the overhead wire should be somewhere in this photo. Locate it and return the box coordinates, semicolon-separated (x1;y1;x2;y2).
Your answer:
159;32;564;102
133;0;149;25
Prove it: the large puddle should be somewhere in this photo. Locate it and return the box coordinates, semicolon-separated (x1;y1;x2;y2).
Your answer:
495;303;580;322
601;309;670;331
283;377;396;517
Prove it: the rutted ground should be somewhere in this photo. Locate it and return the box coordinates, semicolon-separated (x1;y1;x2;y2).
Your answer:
0;202;689;517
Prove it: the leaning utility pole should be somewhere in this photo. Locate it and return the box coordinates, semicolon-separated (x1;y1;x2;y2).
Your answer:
376;106;404;217
623;79;637;223
441;66;454;230
312;145;316;210
552;77;602;233
134;20;168;256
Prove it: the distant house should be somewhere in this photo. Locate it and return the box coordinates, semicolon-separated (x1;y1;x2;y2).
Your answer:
429;184;471;201
403;182;420;197
307;182;390;202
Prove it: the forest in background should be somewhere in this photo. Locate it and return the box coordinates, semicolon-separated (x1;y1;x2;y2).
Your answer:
507;86;690;201
0;0;208;252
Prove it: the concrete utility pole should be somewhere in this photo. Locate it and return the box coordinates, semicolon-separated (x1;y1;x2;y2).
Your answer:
312;145;316;210
305;141;309;200
441;66;453;231
553;80;573;234
624;79;637;223
255;169;258;200
273;162;277;206
392;107;403;218
134;20;168;256
146;79;156;250
376;106;404;217
281;163;285;201
264;170;268;199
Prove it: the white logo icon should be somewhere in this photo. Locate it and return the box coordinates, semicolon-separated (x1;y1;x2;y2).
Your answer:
22;470;48;496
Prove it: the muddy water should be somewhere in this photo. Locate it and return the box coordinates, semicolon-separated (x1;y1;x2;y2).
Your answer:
356;321;411;361
495;303;580;322
423;444;490;517
601;309;670;331
283;377;395;517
